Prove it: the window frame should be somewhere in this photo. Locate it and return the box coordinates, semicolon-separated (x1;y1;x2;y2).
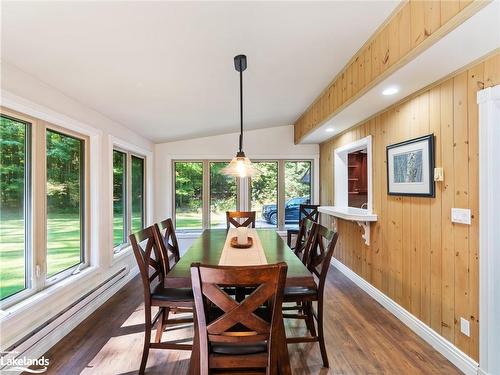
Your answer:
112;147;147;254
171;158;314;233
112;149;128;249
0;107;90;307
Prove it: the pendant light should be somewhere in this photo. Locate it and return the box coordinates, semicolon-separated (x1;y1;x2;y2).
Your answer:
221;54;261;178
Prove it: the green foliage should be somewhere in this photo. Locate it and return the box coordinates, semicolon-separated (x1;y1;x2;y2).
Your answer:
46;129;82;211
285;161;311;201
0;116;26;211
175;162;203;212
251;162;278;204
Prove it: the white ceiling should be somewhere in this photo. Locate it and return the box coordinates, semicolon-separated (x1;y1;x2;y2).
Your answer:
1;1;399;142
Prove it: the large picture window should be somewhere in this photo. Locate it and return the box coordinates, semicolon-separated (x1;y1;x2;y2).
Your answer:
210;162;237;228
131;156;145;233
1;108;89;305
172;159;313;232
174;161;203;230
46;129;84;277
0;115;30;300
112;149;146;252
250;162;278;228
113;150;127;247
284;161;312;228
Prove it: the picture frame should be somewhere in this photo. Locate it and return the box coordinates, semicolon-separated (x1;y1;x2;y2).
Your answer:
386;134;435;197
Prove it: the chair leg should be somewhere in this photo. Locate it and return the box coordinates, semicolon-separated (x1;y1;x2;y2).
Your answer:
304;302;317;337
155;307;169;343
316;300;329;368
140;305;152;375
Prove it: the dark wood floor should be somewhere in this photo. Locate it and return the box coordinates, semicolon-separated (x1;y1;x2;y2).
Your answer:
38;267;461;375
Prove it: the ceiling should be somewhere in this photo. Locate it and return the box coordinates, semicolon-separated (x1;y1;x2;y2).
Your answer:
1;1;399;142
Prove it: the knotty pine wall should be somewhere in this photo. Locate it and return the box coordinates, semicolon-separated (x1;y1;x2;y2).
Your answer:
319;52;500;360
295;0;487;143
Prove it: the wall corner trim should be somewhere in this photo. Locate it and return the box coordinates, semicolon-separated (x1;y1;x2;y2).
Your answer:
331;258;479;375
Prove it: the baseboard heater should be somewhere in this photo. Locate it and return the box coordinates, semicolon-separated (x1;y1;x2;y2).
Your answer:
1;267;131;372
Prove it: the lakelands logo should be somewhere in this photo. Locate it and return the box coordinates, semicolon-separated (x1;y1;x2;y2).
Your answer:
0;352;49;373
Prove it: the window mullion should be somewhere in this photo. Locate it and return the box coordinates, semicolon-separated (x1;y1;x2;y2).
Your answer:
34;120;47;290
127;153;132;238
202;160;210;229
277;160;285;230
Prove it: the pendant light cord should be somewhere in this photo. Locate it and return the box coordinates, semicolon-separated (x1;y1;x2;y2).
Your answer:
239;64;243;153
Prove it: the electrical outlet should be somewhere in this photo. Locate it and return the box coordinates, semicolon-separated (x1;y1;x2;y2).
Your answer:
451;208;471;225
460;317;470;337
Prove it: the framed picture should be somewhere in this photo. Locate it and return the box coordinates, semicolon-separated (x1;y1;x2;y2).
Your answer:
386;134;435;197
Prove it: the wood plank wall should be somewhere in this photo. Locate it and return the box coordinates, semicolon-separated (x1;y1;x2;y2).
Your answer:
295;0;487;144
319;53;500;360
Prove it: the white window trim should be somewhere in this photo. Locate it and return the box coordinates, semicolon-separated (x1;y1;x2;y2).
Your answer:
171;157;317;233
109;135;153;263
1;90;102;309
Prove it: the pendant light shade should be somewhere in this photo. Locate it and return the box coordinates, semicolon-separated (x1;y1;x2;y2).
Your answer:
221;55;260;178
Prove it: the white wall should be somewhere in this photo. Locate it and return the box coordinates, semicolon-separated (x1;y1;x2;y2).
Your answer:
0;62;154;350
154;125;320;225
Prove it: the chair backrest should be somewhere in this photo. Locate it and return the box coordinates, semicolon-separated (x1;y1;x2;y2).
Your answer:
299;204;320;223
190;263;287;371
226;211;256;229
294;218;316;264
304;223;338;294
130;226;166;303
153;218;180;273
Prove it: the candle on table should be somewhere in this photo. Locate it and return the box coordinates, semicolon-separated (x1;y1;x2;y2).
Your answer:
236;226;248;245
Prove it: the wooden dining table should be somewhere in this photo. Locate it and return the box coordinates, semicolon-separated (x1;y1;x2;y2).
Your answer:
165;228;315;375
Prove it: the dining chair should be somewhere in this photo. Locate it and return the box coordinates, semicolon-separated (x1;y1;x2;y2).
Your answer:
226;210;256;229
283;222;338;368
130;226;194;374
153;218;180;272
190;262;288;375
290;218;316;264
286;204;320;248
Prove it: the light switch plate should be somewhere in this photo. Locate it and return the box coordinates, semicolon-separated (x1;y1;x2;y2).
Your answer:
451;208;471;225
460;317;470;337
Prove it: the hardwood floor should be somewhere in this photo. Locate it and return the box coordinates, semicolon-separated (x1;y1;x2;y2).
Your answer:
38;267;461;375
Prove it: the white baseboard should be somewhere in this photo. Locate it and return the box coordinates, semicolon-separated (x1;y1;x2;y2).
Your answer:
331;259;480;375
2;265;139;374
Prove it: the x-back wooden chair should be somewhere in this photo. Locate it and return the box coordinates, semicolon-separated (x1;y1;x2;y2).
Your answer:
130;226;193;374
226;211;256;229
153;218;180;272
190;262;288;375
286;204;319;248
283;222;338;368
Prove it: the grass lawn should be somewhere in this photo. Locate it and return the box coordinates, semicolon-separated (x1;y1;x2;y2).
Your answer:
0;212;83;299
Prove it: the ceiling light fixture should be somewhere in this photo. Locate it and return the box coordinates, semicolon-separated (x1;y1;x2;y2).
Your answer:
325;127;335;132
382;87;399;96
221;55;261;178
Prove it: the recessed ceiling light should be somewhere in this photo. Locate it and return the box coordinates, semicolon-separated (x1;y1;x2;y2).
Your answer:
325;127;334;132
382;87;399;96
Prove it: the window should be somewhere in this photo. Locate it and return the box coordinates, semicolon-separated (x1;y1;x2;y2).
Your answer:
113;150;126;247
0;115;30;300
250;162;278;228
174;161;203;230
210;162;237;228
131;156;145;233
46;129;85;277
1;108;89;305
172;159;313;232
284;161;312;228
112;149;146;252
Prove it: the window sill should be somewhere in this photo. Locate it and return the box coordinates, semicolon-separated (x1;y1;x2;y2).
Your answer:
1;265;99;316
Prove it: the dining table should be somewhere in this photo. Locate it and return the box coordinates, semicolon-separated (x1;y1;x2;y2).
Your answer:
165;228;316;375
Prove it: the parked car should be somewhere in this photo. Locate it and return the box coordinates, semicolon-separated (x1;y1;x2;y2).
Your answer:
261;197;310;225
